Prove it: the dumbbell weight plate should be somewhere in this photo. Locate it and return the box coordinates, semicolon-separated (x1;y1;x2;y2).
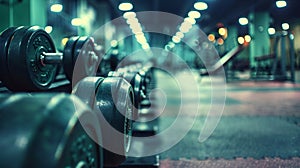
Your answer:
63;36;79;81
73;77;134;167
138;70;148;94
108;71;143;120
7;26;57;91
0;26;23;89
64;36;99;84
123;72;143;109
0;94;103;168
96;77;134;167
126;68;148;96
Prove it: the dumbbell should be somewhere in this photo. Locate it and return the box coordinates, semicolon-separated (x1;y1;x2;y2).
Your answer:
0;26;100;91
108;71;145;120
140;67;155;98
123;65;156;108
73;76;135;167
0;93;103;168
63;36;100;82
120;65;153;95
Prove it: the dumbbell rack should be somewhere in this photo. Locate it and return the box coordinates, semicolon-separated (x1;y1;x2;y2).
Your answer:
118;71;160;168
0;68;160;168
0;25;160;168
0;73;161;168
47;73;72;92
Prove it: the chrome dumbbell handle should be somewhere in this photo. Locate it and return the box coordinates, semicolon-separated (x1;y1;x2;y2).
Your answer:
40;52;63;64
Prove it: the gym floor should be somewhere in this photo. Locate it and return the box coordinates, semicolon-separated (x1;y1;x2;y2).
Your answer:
152;70;300;167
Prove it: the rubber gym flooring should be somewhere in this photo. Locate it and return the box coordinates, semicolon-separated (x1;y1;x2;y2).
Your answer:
153;70;300;168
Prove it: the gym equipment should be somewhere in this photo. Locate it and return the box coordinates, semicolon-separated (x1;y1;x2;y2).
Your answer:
0;26;24;91
108;71;145;120
63;36;100;82
253;31;295;82
0;93;103;168
73;76;135;167
199;45;245;76
119;64;155;96
130;67;155;108
0;26;100;91
253;54;275;77
9;26;58;90
117;66;160;168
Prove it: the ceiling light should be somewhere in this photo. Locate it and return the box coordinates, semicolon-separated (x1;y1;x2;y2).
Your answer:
130;24;143;34
276;0;287;8
179;24;192;33
207;34;215;42
142;43;150;50
239;17;248;25
110;40;118;47
175;32;184;39
118;2;133;11
123;12;136;19
188;11;201;19
71;18;83;26
172;36;181;43
237;37;245;45
217;38;224;45
126;17;139;25
181;19;193;29
268;28;276;35
184;17;196;25
194;2;208;10
61;38;69;46
135;34;147;44
244;35;251;43
218;27;226;36
282;23;289;30
50;4;63;13
44;26;53;34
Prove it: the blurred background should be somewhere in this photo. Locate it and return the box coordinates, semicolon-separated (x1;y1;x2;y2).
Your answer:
1;1;300;167
1;0;300;75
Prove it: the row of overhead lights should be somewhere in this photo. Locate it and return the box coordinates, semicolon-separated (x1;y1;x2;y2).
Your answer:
236;18;252;45
45;3;89;34
268;23;289;35
118;2;151;51
46;1;289;45
165;1;208;50
238;0;289;36
174;0;287;46
206;24;252;46
43;3;64;33
207;30;251;46
228;0;289;45
207;26;228;46
269;0;288;35
50;3;85;26
165;0;287;47
238;18;289;34
237;35;251;45
47;3;93;46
